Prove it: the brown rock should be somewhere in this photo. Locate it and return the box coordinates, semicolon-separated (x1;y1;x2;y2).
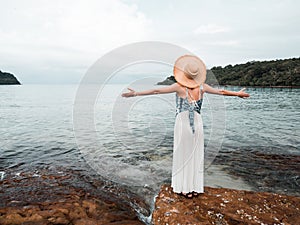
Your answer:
69;206;88;220
4;213;24;224
73;218;100;225
82;199;98;216
57;207;69;215
152;184;300;225
47;214;69;224
0;211;45;225
0;170;144;225
0;197;144;225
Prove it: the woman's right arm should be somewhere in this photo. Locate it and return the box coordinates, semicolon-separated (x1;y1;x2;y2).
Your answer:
122;83;179;98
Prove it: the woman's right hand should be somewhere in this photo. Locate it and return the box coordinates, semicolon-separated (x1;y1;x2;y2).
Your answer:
237;88;250;98
121;88;137;98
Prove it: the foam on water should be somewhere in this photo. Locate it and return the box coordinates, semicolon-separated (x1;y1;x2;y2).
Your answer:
0;171;5;180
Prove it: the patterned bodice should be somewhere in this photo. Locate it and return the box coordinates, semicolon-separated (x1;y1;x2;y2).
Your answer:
175;86;203;134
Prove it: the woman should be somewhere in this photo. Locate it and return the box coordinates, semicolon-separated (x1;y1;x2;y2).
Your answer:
122;55;249;198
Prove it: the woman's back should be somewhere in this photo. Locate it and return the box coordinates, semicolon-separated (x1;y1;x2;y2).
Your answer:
175;85;203;134
176;84;203;102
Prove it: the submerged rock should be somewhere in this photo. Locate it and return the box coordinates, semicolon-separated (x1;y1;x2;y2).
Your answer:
152;184;300;224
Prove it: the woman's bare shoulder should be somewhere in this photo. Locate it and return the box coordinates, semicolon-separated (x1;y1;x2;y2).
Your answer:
174;82;187;92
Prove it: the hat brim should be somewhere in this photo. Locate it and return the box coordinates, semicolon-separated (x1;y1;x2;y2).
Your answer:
173;55;206;88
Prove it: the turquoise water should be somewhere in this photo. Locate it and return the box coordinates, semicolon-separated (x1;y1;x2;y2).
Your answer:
0;84;299;222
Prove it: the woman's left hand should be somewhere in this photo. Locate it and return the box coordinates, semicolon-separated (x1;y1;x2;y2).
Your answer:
121;88;137;98
237;88;250;98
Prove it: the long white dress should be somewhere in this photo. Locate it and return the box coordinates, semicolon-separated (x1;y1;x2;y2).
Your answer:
171;86;204;194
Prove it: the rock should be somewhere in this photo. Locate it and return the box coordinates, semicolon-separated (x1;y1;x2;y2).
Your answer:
73;218;99;225
0;173;144;225
157;75;176;85
0;197;144;225
152;184;300;224
0;70;21;85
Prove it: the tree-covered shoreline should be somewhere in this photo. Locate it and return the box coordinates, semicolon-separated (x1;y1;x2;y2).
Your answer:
158;57;300;87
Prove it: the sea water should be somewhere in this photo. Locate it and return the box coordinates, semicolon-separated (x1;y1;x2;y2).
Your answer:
1;84;299;222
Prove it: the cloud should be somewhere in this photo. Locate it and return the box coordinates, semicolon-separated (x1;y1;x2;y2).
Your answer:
0;0;152;83
193;24;230;35
1;0;299;83
206;40;240;47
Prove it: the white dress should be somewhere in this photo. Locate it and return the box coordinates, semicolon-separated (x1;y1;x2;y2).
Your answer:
171;86;204;193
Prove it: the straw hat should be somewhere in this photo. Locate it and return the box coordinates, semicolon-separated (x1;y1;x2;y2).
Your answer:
173;55;206;88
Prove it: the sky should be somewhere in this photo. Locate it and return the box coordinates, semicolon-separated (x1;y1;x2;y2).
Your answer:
0;0;299;84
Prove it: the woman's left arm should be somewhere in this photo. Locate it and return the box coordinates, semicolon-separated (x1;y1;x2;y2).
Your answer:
122;83;178;98
203;83;250;98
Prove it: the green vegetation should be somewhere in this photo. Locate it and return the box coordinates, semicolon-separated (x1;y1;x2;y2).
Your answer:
210;57;300;87
0;70;21;85
158;58;300;87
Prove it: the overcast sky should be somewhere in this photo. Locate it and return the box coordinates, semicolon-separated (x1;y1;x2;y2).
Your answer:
0;0;299;84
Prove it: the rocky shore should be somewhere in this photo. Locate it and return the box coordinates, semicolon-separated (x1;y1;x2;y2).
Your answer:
0;195;143;225
1;169;299;225
0;170;144;225
152;185;300;225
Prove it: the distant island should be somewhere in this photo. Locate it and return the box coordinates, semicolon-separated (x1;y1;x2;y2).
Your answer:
158;57;300;87
0;70;21;85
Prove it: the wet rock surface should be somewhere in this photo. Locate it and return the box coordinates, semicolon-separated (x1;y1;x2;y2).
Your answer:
0;197;143;225
214;149;300;196
152;184;300;225
0;170;144;225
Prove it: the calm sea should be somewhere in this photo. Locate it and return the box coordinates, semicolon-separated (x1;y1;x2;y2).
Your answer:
1;84;299;222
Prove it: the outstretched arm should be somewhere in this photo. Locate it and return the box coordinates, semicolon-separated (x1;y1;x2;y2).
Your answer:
203;83;250;98
122;83;179;98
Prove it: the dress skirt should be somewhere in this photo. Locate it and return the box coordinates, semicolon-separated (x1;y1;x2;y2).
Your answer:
171;111;204;193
